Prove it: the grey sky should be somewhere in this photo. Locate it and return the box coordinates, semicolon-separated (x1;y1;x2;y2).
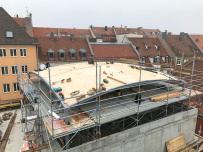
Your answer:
1;0;203;34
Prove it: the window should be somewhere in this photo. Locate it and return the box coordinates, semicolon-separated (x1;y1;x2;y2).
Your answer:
3;84;10;93
177;59;181;65
20;49;27;57
13;83;19;92
10;49;17;57
11;66;17;74
46;33;50;36
80;33;83;36
82;53;86;58
154;56;160;63
21;65;28;73
154;44;158;50
0;49;6;57
49;53;54;59
6;31;13;37
136;47;139;51
71;53;76;58
165;56;169;64
145;45;150;51
1;66;8;75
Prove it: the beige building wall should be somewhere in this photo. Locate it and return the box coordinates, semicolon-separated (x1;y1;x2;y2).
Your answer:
0;45;37;103
117;34;143;43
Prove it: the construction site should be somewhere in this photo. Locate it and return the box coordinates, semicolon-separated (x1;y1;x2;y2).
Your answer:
0;55;203;152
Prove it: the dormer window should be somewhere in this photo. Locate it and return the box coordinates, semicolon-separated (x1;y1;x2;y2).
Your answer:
145;44;148;50
154;44;158;49
6;31;13;38
61;33;66;36
80;33;83;36
46;33;50;36
136;46;139;51
151;32;155;35
174;49;180;54
79;49;87;60
54;33;57;36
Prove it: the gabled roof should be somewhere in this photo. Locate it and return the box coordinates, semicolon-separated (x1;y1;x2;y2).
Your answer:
37;36;92;60
128;38;168;57
33;27;91;38
190;35;203;52
165;34;202;57
91;44;139;59
114;27;143;35
13;17;26;28
91;26;116;36
0;7;37;45
142;29;160;38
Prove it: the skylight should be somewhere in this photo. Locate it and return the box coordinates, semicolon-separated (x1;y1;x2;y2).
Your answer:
6;31;13;37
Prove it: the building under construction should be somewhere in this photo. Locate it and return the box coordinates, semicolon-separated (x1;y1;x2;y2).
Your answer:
17;56;203;152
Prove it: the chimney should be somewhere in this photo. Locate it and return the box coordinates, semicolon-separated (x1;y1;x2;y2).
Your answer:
124;26;127;32
121;25;122;28
179;32;184;42
90;25;92;29
105;26;107;31
58;28;60;36
50;32;54;40
70;34;75;41
16;14;18;18
168;32;172;35
162;30;167;40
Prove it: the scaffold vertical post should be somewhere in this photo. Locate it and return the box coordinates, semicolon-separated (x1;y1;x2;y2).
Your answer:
180;52;184;79
187;53;196;110
166;57;173;116
99;65;101;139
95;62;99;140
196;125;202;152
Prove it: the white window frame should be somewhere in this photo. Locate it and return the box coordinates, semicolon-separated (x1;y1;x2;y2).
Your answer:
0;48;7;57
177;59;181;65
21;65;28;74
154;56;160;63
59;52;65;60
11;66;17;75
13;83;19;92
20;48;27;57
3;83;10;93
6;31;13;37
1;66;8;75
10;48;17;57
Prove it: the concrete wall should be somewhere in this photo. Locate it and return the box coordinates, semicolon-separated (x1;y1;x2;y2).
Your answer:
65;108;197;152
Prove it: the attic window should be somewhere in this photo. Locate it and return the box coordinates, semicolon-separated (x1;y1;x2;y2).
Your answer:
196;39;199;42
151;32;155;35
61;33;66;36
67;34;70;36
46;33;50;36
6;31;13;38
80;33;83;36
174;49;180;54
54;33;57;36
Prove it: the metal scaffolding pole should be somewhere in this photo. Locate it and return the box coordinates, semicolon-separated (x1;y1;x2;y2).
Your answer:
137;51;142;126
187;53;196;110
99;65;101;139
166;57;173;116
196;125;202;152
180;52;184;79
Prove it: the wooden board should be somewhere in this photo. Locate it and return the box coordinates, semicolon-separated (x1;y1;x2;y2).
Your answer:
166;134;186;152
69;111;94;129
150;92;182;101
44;117;70;136
107;76;127;84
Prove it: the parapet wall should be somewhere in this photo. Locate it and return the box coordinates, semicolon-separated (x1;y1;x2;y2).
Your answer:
65;108;197;152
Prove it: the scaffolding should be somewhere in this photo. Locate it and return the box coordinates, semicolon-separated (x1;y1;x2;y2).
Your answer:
16;53;203;151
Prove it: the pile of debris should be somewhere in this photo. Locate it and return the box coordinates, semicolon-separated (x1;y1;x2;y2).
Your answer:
2;112;13;121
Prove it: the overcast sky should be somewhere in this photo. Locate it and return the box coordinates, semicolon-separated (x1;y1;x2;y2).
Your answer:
1;0;203;34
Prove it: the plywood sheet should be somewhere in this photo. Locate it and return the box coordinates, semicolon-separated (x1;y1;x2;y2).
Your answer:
150;92;182;101
69;111;94;129
44;117;70;136
166;134;186;152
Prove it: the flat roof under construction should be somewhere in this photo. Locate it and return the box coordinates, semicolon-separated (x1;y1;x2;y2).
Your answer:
35;62;173;106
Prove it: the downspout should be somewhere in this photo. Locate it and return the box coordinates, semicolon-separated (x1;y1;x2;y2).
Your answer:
86;35;94;57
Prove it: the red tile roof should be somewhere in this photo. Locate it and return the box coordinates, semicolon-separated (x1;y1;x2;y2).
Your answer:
142;29;160;38
128;38;168;57
190;35;203;52
91;44;139;59
165;34;202;57
13;17;26;28
115;27;143;35
91;26;116;36
33;27;91;38
37;37;92;61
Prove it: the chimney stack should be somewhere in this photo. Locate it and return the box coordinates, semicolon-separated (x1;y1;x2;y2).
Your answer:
179;32;184;42
16;14;18;18
124;26;127;32
70;34;75;41
90;25;92;29
162;30;167;40
105;26;107;31
50;32;54;40
58;28;60;36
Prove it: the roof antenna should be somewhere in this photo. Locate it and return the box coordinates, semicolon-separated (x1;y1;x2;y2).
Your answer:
26;6;29;17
